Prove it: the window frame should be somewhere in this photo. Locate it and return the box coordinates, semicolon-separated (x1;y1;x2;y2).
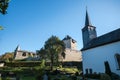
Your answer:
115;53;120;70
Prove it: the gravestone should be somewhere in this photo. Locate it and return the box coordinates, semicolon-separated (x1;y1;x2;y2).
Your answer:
43;74;48;80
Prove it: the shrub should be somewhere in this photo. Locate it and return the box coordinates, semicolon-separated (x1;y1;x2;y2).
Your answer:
84;73;100;79
40;59;45;69
111;72;120;80
5;61;41;67
100;73;111;80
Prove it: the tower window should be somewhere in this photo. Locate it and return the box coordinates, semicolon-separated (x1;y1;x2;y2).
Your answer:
115;53;120;69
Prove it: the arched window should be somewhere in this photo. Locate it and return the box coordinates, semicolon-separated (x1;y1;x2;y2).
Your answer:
115;53;120;69
22;52;26;56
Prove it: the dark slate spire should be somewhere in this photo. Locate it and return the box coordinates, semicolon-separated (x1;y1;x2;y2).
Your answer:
15;45;20;51
82;8;97;47
85;9;92;26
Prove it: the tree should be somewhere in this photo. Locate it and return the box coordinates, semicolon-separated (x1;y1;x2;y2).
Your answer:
0;52;14;61
0;26;3;30
0;0;10;14
44;35;65;70
0;0;10;30
37;48;47;60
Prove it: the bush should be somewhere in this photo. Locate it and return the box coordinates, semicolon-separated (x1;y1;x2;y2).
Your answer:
84;73;100;79
5;61;41;67
40;59;45;69
111;72;120;80
100;73;111;80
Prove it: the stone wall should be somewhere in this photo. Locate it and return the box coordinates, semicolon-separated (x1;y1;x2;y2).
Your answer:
62;48;82;62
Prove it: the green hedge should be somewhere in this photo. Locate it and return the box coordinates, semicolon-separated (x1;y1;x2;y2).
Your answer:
5;61;41;67
5;61;82;68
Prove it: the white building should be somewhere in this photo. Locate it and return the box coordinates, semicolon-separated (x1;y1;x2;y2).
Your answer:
81;10;120;76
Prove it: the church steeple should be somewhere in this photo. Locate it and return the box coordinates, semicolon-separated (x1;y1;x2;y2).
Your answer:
15;45;20;51
82;9;97;47
85;9;92;26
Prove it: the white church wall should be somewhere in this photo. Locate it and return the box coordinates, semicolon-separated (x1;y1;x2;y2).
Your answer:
82;41;120;75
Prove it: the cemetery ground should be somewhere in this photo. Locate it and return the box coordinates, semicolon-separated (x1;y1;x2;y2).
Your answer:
0;61;119;80
0;61;82;80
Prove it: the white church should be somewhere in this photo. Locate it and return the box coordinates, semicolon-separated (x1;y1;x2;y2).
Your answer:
81;10;120;76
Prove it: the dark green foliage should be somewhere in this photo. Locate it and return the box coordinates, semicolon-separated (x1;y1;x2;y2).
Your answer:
36;75;43;80
100;73;111;80
37;48;47;60
111;72;120;80
84;73;100;79
40;35;65;70
5;61;41;67
0;0;10;14
0;26;3;30
40;59;45;69
0;52;14;61
62;61;82;69
61;52;66;59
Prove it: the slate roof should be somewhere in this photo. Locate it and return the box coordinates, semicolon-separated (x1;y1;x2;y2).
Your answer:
81;28;120;51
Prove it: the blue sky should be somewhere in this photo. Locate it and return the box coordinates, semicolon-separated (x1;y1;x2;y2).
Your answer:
0;0;120;54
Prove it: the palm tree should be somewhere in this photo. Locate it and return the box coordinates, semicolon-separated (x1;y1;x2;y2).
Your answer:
44;35;65;70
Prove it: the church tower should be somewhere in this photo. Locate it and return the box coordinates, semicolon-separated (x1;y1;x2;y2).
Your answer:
63;35;77;50
82;9;97;47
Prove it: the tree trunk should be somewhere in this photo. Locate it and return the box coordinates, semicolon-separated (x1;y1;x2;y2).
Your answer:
50;54;53;71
